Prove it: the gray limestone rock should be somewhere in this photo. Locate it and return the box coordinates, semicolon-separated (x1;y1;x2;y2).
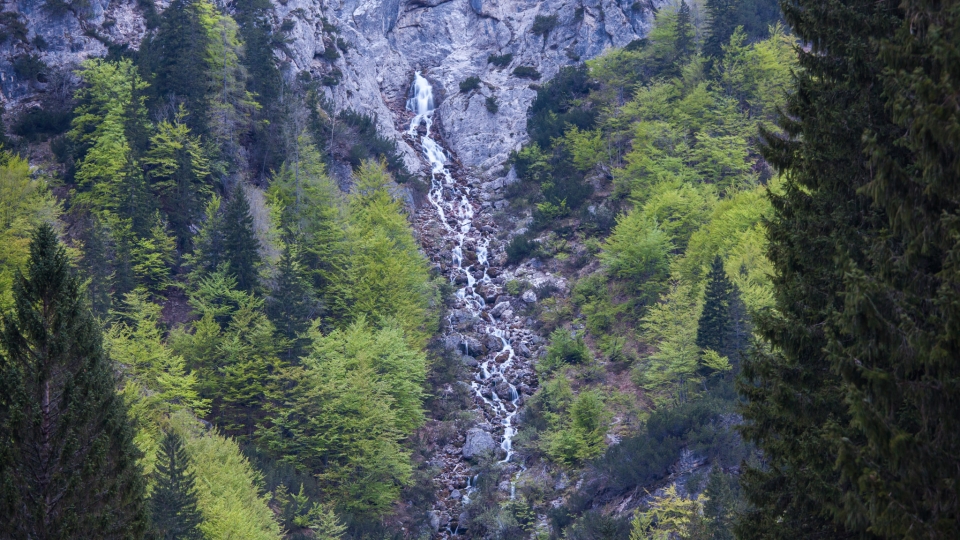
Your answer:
2;0;667;186
491;301;511;318
462;428;496;460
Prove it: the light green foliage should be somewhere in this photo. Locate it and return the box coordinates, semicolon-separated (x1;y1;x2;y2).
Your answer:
70;58;149;216
0;153;60;309
174;269;280;437
107;289;208;476
680;185;774;314
542;389;610;466
572;273;626;334
716;24;796;125
563;126;607;171
600;209;672;306
129;216;176;296
640;183;715;251
700;349;731;374
636;279;703;406
630;485;709;540
170;412;282;540
312;319;427;433
110;290;208;414
143;107;212;250
262;319;420;516
343;160;438;346
538;328;591;374
197;0;259;169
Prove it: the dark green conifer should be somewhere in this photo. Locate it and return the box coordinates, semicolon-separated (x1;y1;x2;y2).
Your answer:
696;256;732;356
141;0;211;135
736;0;901;537
266;242;317;361
221;184;262;293
233;0;285;180
0;225;147;538
149;431;204;540
703;467;735;540
675;0;695;60
703;0;738;59
827;1;960;536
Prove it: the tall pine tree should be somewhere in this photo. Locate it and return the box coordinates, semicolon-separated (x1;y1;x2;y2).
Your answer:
266;243;317;361
703;0;738;59
696;256;732;356
736;0;901;538
675;0;695;61
221;184;262;293
0;225;147;538
827;1;960;536
141;0;212;135
149;430;204;540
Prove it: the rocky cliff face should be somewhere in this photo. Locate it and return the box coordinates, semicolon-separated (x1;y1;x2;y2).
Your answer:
2;0;663;180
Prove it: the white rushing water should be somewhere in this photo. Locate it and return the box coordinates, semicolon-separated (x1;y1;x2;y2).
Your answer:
407;72;522;467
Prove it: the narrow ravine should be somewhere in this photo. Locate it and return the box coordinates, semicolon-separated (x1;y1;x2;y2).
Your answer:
404;72;551;536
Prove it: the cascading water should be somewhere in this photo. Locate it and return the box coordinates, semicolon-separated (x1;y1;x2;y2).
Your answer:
406;72;531;535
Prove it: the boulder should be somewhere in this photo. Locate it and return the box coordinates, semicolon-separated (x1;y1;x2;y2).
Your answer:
490;301;511;318
462;428;496;460
427;510;440;533
521;290;538;303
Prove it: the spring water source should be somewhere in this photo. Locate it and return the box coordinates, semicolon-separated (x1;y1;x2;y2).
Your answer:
407;72;527;532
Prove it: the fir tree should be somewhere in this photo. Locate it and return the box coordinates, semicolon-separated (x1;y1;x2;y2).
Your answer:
703;467;735;540
696;256;731;356
736;0;902;537
221;184;262;293
233;0;285;179
266;243;317;361
827;1;960;535
149;431;204;540
0;225;147;538
675;0;695;61
703;0;739;59
143;107;212;253
141;0;211;135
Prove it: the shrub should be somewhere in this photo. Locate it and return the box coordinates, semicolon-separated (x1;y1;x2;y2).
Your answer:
487;53;513;67
0;12;28;44
506;234;537;264
485;95;499;114
527;64;597;147
531;14;559;38
321;67;342;87
459;76;481;93
336;37;350;52
539;329;590;374
12;54;46;81
321;45;339;61
512;66;541;80
13;108;71;141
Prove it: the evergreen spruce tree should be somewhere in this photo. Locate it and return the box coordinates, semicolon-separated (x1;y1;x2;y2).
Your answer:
696;256;731;356
825;1;960;536
736;0;901;538
0;225;147;538
675;0;695;60
221;184;262;292
703;467;735;540
141;0;211;135
703;0;738;59
149;430;204;540
266;243;317;361
233;0;285;180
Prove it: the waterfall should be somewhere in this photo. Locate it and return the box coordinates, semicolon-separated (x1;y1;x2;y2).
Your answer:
406;72;523;468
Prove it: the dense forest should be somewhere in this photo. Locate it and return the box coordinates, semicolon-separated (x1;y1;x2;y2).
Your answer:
1;0;959;538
